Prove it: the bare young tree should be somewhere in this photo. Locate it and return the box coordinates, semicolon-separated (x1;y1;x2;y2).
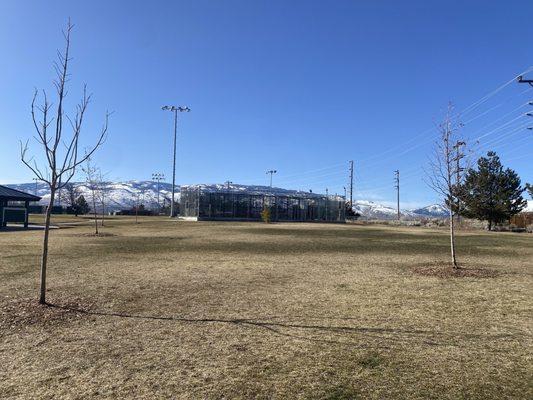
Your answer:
426;103;467;269
97;171;112;227
20;21;109;304
83;157;101;235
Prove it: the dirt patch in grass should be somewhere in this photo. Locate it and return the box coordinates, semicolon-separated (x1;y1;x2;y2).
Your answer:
413;265;499;278
0;296;95;330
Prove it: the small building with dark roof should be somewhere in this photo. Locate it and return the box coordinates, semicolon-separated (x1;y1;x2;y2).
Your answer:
0;185;41;228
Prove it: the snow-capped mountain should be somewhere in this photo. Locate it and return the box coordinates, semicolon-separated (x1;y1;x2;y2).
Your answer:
5;181;329;211
351;200;446;220
181;183;325;198
352;200;405;219
4;181;483;218
7;181;175;210
411;204;448;217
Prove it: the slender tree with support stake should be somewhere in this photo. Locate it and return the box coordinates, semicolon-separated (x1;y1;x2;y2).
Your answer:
82;157;101;235
20;21;109;304
426;103;466;269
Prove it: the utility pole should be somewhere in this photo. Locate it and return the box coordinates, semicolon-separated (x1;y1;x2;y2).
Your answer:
453;141;466;225
394;170;400;220
349;160;354;209
33;177;39;195
162;105;190;218
224;180;233;190
152;173;165;212
325;188;329;220
266;170;277;187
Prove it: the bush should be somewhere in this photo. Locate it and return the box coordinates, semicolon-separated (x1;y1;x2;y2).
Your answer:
260;207;271;223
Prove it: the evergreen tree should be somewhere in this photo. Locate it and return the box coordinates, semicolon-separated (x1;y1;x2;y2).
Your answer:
526;183;533;199
74;195;90;216
458;152;527;230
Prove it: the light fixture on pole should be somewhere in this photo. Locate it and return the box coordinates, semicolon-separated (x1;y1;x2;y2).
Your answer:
266;170;277;187
161;105;190;217
151;173;165;211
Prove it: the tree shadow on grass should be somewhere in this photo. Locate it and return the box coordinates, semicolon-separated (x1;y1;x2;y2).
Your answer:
45;302;520;349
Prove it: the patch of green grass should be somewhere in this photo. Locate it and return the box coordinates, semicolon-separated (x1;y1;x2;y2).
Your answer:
358;352;382;369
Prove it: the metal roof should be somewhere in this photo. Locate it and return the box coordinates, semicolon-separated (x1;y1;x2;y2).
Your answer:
0;185;41;201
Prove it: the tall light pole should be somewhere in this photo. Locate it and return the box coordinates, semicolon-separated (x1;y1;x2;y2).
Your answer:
266;170;277;187
152;172;165;212
32;177;39;195
162;105;190;217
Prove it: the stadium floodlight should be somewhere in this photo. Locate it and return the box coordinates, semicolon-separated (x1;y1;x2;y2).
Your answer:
266;170;277;187
161;104;191;217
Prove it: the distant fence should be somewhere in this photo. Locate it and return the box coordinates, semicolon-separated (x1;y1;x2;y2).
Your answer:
510;212;533;228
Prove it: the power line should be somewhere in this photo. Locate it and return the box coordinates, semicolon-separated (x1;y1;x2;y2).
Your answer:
358;72;533;169
472;121;531;155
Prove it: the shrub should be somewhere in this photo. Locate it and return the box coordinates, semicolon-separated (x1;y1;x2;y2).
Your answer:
261;207;271;223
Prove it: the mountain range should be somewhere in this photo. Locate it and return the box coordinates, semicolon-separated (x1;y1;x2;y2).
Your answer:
3;180;496;219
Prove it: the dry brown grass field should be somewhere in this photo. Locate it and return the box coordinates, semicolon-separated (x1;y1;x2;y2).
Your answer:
1;216;532;399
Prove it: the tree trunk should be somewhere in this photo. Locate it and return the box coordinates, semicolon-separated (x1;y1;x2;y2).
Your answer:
39;190;55;304
488;220;492;231
449;206;458;269
92;195;98;234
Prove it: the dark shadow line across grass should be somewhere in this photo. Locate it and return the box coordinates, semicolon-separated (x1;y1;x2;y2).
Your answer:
46;302;521;349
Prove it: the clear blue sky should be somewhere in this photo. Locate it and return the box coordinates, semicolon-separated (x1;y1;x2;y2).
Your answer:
1;0;532;208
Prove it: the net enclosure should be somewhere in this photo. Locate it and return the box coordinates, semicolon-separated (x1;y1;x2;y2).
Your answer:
180;186;345;222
